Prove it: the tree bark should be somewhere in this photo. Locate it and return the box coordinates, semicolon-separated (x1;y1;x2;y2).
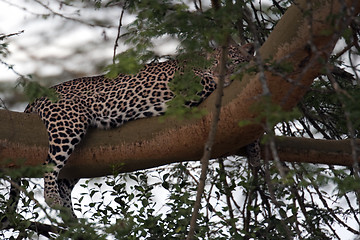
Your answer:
235;137;360;167
1;0;359;178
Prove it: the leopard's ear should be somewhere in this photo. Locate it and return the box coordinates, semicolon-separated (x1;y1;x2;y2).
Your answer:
241;43;255;56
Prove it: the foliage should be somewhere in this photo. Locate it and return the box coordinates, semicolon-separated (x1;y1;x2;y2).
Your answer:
105;49;153;78
1;0;360;239
2;159;360;239
299;70;360;139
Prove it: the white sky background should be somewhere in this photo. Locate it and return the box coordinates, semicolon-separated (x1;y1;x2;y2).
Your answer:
0;1;358;239
0;1;111;80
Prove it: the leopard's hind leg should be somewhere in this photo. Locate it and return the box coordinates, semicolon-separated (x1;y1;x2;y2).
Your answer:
40;101;91;217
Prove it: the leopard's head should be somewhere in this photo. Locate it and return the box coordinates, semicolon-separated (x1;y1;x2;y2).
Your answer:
211;43;255;85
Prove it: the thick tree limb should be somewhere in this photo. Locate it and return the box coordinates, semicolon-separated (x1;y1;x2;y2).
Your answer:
1;0;359;178
235;137;360;166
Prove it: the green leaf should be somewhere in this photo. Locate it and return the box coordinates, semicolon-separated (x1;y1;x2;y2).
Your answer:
23;81;59;103
105;49;145;78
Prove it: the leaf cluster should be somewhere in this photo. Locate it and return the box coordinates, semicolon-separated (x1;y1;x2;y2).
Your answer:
22;81;59;104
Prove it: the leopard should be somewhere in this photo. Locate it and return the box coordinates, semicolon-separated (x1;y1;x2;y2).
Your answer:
21;42;255;217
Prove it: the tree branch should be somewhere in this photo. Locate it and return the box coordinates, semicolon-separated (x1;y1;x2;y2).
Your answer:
239;137;360;167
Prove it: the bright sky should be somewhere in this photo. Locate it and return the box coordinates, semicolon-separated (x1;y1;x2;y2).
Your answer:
0;1;119;82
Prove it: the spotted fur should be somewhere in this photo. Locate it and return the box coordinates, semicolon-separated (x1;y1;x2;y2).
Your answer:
24;43;254;217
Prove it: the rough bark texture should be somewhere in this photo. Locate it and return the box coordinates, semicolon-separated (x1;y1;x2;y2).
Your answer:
1;0;359;178
234;137;360;167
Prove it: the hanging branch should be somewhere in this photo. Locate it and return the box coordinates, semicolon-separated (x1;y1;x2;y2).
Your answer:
187;40;229;240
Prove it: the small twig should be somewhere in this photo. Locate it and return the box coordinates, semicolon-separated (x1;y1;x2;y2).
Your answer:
0;97;9;110
113;1;128;63
0;59;27;79
0;0;42;17
347;44;360;85
0;30;24;40
333;41;355;59
185;168;200;185
32;0;113;28
218;158;238;234
298;103;333;139
271;0;285;14
193;0;203;12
